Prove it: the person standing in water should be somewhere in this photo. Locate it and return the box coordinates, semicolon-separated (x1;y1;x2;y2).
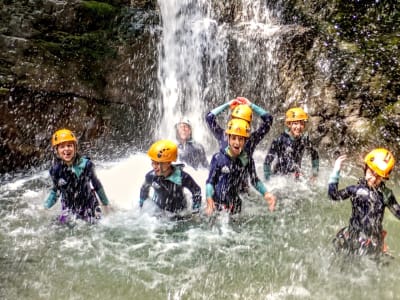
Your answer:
175;118;209;169
328;148;400;256
206;96;273;157
206;118;276;215
263;107;319;181
44;129;110;223
139;139;202;215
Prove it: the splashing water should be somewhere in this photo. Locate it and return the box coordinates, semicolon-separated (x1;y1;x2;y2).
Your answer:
1;1;400;299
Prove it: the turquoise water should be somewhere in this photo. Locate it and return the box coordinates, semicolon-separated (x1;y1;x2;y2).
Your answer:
1;154;399;300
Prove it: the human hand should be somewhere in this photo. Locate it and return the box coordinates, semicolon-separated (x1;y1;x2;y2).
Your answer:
264;192;276;212
236;96;251;105
229;98;241;110
206;197;216;216
333;155;347;172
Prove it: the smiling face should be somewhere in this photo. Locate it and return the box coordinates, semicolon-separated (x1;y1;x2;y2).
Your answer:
287;120;306;138
365;167;383;188
151;160;173;177
177;123;192;142
228;134;246;157
56;141;76;165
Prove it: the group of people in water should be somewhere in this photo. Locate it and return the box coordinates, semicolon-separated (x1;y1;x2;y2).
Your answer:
44;97;400;257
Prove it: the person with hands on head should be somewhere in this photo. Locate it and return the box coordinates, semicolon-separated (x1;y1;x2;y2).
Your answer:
263;107;319;182
206;96;273;158
44;128;110;224
139;140;202;216
205;118;276;216
328;148;400;256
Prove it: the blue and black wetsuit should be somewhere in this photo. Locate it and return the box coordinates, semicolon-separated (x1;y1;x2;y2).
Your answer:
177;140;209;169
44;155;109;222
263;130;319;180
205;102;273;157
328;170;400;255
206;147;268;214
140;165;202;213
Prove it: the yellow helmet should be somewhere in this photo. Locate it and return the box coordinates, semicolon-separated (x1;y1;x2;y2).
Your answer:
364;148;395;179
225;119;251;138
231;104;253;122
285;107;308;124
147;140;178;162
51;129;77;147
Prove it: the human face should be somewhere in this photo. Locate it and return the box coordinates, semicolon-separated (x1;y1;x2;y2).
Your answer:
288;120;305;138
56;141;76;165
228;134;246;157
151;160;172;177
177;123;191;142
365;167;383;188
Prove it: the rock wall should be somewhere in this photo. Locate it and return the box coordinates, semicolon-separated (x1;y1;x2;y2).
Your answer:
1;0;399;174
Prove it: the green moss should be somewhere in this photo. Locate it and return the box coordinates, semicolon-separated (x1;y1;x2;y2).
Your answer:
0;87;10;95
81;1;117;18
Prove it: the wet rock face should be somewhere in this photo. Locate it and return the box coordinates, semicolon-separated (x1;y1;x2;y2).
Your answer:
0;0;159;173
0;0;399;173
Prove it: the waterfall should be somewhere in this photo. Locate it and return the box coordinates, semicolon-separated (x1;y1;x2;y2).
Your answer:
155;0;282;148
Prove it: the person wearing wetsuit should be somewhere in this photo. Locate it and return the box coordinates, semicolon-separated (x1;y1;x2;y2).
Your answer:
139;139;201;214
175;118;209;169
205;97;273;157
328;148;400;255
206;119;275;215
44;129;110;223
264;107;319;181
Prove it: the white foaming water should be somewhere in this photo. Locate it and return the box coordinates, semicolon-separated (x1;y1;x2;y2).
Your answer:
156;0;229;145
2;1;400;299
97;152;210;210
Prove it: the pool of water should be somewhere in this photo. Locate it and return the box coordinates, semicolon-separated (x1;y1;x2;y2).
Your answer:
1;153;399;300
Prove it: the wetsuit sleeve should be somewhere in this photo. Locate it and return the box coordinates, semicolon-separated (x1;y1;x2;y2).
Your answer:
182;172;202;211
139;172;152;207
87;161;110;205
206;154;219;198
44;190;57;209
384;188;400;219
249;158;268;194
206;183;215;199
263;138;279;180
206;102;230;145
44;167;59;208
247;103;273;154
96;188;109;206
211;102;230;116
327;169;356;201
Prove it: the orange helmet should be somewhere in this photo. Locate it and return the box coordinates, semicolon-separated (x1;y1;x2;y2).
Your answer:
225;119;251;138
147;140;178;162
51;129;77;147
364;148;395;179
231;104;253;123
285;107;308;125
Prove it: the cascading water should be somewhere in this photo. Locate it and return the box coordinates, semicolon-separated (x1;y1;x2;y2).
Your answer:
155;0;228;144
1;1;400;299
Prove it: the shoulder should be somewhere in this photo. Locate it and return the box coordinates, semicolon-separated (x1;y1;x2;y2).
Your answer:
49;161;62;177
144;170;155;181
191;140;206;151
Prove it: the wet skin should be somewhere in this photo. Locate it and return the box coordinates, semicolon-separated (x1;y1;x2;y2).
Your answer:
151;160;173;177
228;134;246;157
177;123;191;143
56;141;76;166
288;120;306;138
365;167;383;188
